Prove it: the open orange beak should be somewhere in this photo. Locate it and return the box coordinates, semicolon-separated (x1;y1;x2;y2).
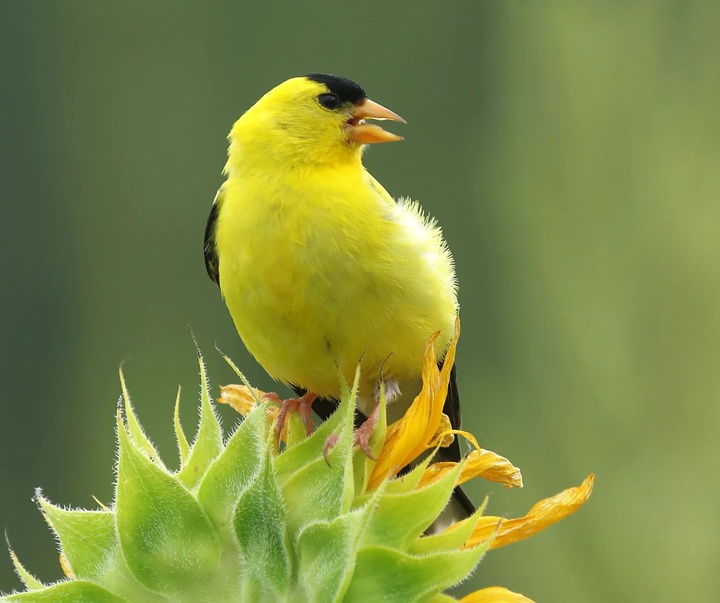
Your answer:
345;98;406;144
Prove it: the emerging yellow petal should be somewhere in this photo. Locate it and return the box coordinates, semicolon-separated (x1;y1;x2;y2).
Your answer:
465;473;595;550
217;383;262;416
59;552;74;578
418;448;524;490
461;586;535;602
369;318;460;488
433;413;456;449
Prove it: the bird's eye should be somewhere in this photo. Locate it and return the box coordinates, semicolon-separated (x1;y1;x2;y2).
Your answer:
318;93;341;110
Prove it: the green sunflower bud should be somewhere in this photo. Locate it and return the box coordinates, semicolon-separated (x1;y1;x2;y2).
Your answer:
2;330;593;603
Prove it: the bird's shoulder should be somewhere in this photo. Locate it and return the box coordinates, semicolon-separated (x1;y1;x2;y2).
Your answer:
362;171;396;208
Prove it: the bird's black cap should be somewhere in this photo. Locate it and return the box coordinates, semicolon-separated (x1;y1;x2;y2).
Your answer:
304;73;366;104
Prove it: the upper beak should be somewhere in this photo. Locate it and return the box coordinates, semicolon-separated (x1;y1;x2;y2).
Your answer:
345;98;406;144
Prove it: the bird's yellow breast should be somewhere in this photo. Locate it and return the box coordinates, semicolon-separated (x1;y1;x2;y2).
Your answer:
216;162;457;400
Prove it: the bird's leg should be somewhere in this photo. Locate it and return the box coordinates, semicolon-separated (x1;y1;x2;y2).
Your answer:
352;377;400;458
352;399;381;459
264;391;317;446
323;399;381;465
324;378;396;464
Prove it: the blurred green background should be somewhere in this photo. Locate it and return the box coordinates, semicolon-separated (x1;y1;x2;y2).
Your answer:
2;1;719;601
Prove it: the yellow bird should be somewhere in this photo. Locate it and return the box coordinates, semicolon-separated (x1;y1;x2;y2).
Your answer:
204;74;472;522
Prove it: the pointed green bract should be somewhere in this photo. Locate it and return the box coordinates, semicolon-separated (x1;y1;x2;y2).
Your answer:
361;463;464;549
197;404;266;538
344;545;487;603
353;382;387;497
233;435;292;597
3;580;126;603
116;417;221;594
176;349;223;490
173;386;191;465
281;385;356;536
37;497;116;580
2;345;494;603
119;367;165;469
273;398;344;480
7;544;44;591
295;511;366;602
409;498;489;555
384;453;434;495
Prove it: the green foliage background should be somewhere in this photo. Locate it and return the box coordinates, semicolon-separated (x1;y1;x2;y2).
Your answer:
1;1;718;601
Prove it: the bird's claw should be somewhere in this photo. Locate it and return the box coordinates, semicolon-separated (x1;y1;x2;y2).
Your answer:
266;391;316;447
323;401;381;465
323;434;339;465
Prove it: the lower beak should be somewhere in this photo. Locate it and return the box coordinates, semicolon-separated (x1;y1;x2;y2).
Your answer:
346;98;406;144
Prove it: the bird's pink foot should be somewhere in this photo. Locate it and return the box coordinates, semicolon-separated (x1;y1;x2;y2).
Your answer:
324;401;381;464
264;391;317;446
354;401;381;459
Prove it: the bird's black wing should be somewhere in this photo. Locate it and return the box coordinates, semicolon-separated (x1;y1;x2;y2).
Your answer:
442;362;463;463
204;188;222;286
440;361;475;516
434;360;475;517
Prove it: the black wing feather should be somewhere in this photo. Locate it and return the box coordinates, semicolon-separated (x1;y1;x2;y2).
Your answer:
441;362;463;463
204;189;222;286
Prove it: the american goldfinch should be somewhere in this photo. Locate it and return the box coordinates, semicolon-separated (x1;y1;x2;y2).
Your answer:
204;74;473;523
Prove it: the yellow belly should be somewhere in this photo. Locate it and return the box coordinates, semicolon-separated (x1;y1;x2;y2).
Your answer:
216;167;457;402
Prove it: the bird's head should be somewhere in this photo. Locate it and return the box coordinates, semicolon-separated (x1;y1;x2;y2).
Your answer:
226;74;405;168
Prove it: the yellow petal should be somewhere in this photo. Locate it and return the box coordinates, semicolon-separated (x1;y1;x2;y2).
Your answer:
461;586;535;603
418;448;523;490
465;473;595;550
462;448;524;488
429;427;479;451
91;495;110;512
369;318;460;488
433;414;456;448
217;384;264;416
59;552;75;578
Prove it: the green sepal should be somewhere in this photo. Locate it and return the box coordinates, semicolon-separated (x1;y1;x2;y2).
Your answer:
429;595;461;603
273;366;359;486
6;538;44;591
119;367;165;470
284;411;307;449
410;497;489;555
354;383;387;497
295;510;367;603
273;402;343;483
36;494;116;581
344;545;486;603
196;404;267;540
233;431;292;597
350;457;431;512
115;415;221;594
216;346;258;395
361;463;463;549
281;385;356;536
173;386;190;465
384;453;434;496
2;580;125;603
176;348;223;490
